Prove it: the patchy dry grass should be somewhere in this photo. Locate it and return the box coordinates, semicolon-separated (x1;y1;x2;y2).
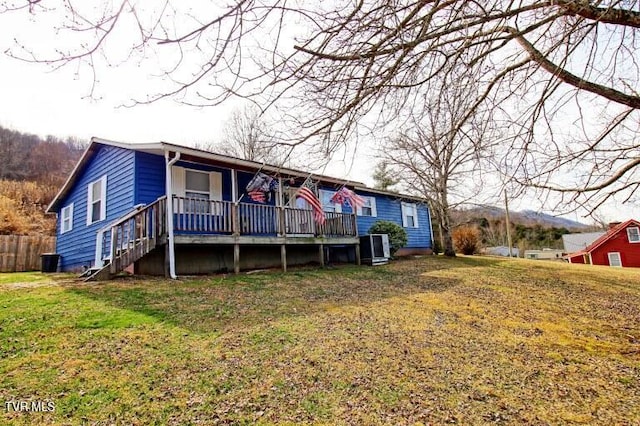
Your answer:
1;257;639;425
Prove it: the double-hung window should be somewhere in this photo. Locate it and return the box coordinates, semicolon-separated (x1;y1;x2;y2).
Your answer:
401;202;419;228
627;227;640;243
87;176;107;225
172;166;222;213
185;170;212;213
608;252;622;267
61;203;74;233
356;196;377;217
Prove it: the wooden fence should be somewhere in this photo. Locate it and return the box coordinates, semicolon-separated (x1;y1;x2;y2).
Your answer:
0;235;56;272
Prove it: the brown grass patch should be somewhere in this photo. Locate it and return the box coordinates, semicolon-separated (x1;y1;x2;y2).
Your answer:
1;257;639;424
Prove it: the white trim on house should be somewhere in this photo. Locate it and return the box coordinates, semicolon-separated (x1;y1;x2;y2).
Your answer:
61;203;74;234
401;202;419;228
171;166;223;213
356;196;377;217
86;175;107;225
48;137;430;213
210;172;222;201
627;226;640;243
165;151;181;279
171;166;185;198
608;252;622;267
426;200;435;249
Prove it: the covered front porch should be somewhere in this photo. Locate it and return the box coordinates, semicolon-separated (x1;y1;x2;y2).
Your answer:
171;195;357;240
90;145;364;279
95;195;359;279
169;195;361;273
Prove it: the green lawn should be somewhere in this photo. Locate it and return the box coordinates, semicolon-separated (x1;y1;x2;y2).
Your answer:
1;257;639;425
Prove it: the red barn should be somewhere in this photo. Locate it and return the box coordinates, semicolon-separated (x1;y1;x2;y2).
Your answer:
567;219;640;267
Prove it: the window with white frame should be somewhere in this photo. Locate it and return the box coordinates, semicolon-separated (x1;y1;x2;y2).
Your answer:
608;252;622;267
87;176;107;225
627;226;640;243
356;196;377;217
401;202;419;228
319;190;342;214
61;203;74;233
172;166;222;213
185;170;212;213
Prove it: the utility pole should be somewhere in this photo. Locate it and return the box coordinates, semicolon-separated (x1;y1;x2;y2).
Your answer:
504;189;513;257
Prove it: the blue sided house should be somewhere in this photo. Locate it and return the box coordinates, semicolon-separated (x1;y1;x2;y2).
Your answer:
47;138;433;279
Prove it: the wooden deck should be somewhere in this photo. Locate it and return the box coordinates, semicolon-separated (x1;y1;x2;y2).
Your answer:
94;195;359;278
173;234;358;245
171;196;358;239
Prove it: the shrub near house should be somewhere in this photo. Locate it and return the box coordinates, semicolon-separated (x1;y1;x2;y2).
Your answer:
452;226;480;255
368;220;407;256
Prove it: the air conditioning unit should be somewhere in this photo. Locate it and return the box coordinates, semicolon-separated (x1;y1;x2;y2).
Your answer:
359;234;390;265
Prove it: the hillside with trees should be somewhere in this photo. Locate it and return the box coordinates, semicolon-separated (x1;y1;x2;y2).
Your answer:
448;207;603;256
0;125;84;235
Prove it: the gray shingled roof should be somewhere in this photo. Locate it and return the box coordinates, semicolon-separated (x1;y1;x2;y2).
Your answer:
562;232;605;253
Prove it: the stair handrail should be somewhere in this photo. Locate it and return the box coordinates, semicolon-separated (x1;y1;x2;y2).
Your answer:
94;196;167;268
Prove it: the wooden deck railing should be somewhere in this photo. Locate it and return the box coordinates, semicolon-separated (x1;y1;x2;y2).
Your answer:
172;197;233;233
171;196;357;237
238;202;280;235
318;211;357;237
109;196;167;274
92;195;356;277
282;207;315;235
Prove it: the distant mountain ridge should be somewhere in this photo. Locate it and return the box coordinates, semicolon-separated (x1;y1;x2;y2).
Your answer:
459;206;591;230
517;209;590;229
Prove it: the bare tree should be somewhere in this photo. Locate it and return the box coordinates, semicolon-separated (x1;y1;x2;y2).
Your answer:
211;104;284;164
3;1;640;214
379;68;496;256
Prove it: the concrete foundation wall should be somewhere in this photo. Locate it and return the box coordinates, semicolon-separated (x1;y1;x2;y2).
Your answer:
135;244;340;275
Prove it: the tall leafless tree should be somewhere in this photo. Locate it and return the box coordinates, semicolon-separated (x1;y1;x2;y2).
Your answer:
379;67;497;256
211;104;285;165
3;1;639;214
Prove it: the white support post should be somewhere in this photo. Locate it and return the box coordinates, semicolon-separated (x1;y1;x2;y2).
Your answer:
165;150;180;279
231;169;238;203
94;230;104;268
278;177;285;237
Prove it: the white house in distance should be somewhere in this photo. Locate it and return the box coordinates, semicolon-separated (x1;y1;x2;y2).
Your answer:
483;246;519;257
524;248;565;260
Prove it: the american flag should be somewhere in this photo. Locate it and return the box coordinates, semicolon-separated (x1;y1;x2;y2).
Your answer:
246;172;278;203
248;190;266;203
296;180;325;225
330;186;365;209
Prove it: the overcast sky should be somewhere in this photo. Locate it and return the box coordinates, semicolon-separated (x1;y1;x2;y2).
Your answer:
0;5;635;224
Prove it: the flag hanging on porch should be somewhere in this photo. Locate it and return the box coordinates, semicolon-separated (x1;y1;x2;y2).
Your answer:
268;178;279;192
248;190;266;203
296;179;325;225
246;172;276;203
330;186;365;209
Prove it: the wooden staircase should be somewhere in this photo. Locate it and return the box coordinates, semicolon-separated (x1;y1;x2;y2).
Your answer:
85;197;167;281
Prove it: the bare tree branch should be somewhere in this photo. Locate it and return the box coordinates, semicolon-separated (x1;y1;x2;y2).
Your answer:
3;0;639;216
